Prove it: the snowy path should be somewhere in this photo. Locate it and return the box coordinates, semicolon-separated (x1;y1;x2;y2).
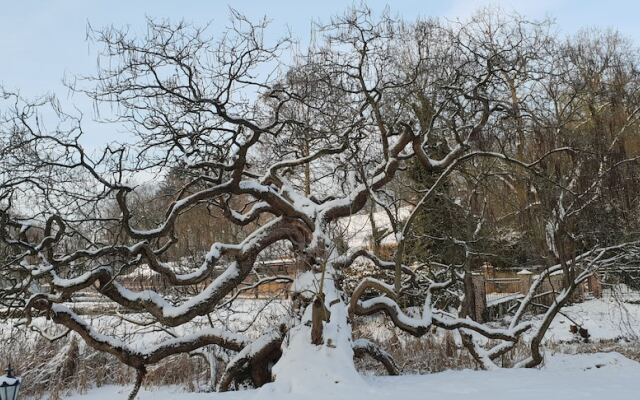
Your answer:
66;352;640;400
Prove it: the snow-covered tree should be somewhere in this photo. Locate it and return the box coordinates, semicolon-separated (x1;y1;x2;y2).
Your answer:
1;7;640;397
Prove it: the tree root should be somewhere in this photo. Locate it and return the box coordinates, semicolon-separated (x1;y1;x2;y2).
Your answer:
217;323;288;392
352;338;399;375
127;367;146;400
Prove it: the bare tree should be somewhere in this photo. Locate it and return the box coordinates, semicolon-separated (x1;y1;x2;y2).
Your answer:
1;7;640;397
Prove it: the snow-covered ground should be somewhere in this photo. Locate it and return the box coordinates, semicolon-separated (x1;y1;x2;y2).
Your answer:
538;297;640;342
66;352;639;400
9;295;639;399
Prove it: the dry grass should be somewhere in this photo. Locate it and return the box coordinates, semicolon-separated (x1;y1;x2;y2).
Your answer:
352;315;478;374
546;340;640;363
0;328;215;399
3;316;639;398
350;315;629;373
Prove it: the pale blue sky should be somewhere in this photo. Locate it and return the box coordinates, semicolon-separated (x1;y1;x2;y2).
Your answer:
2;0;640;148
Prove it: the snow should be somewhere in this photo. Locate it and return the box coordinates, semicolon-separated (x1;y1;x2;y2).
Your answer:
537;297;640;342
336;207;411;248
0;375;19;386
271;263;364;395
289;270;320;300
65;352;640;399
13;288;640;399
112;261;241;319
7;299;289;357
124;260;221;280
486;292;524;307
516;269;533;275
